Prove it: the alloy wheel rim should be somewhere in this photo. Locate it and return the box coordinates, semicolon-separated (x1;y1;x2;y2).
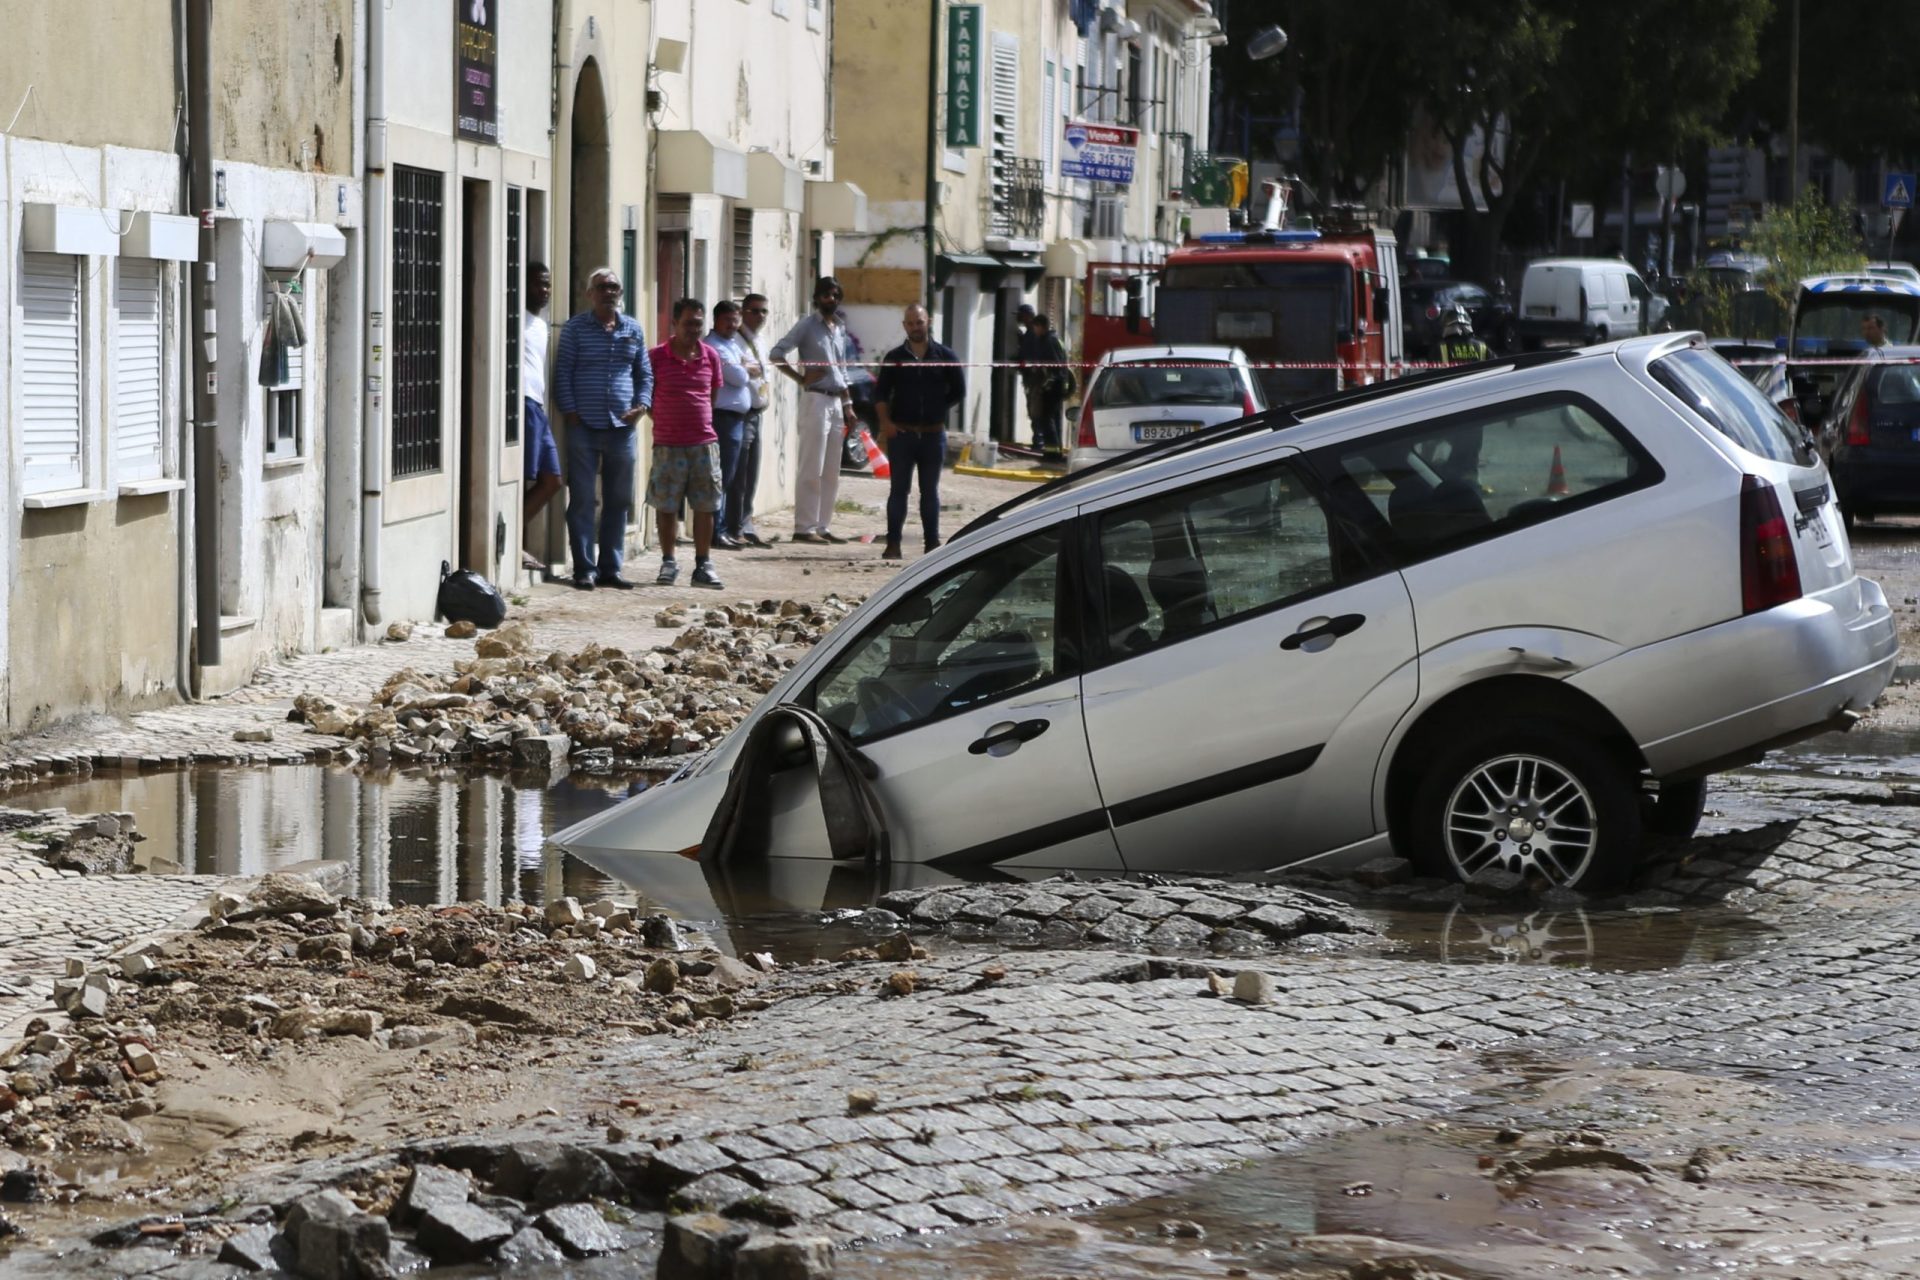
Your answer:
1442;753;1599;887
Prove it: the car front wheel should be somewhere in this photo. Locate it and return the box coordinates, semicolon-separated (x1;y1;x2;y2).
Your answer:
1408;719;1640;889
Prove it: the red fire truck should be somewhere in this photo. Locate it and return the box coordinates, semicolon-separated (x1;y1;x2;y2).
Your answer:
1082;206;1407;407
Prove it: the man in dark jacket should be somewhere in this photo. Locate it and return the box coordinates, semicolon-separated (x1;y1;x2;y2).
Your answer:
874;304;966;559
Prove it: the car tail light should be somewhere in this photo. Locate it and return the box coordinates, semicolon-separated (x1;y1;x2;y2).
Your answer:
1780;397;1800;425
1847;388;1872;446
1740;474;1802;615
1241;386;1258;416
1076;393;1098;449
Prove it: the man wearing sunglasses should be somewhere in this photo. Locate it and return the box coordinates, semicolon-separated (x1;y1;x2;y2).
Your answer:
552;266;653;589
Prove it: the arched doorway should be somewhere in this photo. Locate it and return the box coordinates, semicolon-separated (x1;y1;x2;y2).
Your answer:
568;59;611;314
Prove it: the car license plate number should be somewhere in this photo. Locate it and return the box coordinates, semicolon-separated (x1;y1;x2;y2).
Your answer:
1134;422;1200;442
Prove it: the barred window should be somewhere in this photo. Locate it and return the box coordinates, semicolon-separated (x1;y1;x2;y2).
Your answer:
392;165;445;478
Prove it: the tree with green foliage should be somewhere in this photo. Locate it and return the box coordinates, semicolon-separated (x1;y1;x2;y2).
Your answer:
1746;189;1868;312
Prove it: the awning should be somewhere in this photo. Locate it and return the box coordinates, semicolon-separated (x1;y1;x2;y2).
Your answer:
22;203;121;257
747;152;804;213
806;180;868;233
123;212;199;262
263;220;347;271
935;252;1043;289
1044;239;1090;280
656;129;749;200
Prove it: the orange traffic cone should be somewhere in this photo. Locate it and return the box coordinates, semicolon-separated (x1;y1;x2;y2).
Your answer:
859;426;891;479
1546;445;1568;497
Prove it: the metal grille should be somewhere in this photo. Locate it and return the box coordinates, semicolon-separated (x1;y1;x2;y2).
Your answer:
731;208;753;300
392;165;445;478
990;159;1046;240
504;186;522;445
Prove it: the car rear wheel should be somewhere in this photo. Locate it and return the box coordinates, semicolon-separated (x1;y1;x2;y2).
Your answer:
1408;718;1640;890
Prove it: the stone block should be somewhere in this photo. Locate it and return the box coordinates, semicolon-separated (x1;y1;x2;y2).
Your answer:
414;1201;513;1263
396;1163;472;1225
536;1201;624;1256
495;1225;566;1267
544;897;584;928
733;1232;836;1280
658;1213;750;1280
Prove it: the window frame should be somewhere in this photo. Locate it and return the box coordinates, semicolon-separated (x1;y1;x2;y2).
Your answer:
1300;390;1666;572
112;255;170;485
797;518;1087;747
20;251;87;497
1082;452;1389;671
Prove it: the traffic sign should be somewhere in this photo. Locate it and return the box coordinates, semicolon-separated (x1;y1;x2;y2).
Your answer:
1885;172;1915;210
1654;167;1687;202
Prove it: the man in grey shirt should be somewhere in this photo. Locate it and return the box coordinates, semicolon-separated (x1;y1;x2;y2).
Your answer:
770;276;858;543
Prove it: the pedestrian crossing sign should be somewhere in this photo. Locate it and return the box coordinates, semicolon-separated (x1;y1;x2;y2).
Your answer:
1885;173;1915;210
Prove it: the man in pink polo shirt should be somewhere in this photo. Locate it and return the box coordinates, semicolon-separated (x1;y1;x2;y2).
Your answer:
646;298;727;589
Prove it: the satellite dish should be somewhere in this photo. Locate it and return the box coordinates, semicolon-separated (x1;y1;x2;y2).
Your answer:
1247;25;1288;60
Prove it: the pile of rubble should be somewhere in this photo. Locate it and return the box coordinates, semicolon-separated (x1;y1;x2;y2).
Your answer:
0;806;142;874
0;872;782;1167
293;599;856;769
77;1149;836;1279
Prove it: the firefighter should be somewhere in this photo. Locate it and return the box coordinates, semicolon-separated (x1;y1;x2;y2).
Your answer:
1439;306;1492;364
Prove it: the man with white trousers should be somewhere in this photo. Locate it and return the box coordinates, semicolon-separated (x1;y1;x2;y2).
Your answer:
769;276;857;543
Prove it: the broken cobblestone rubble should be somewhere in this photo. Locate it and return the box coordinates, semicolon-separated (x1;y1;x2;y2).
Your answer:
291;600;856;769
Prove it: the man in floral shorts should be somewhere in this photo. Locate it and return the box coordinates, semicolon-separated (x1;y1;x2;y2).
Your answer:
646;298;727;589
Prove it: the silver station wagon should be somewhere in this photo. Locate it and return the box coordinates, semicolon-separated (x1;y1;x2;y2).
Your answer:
555;334;1897;891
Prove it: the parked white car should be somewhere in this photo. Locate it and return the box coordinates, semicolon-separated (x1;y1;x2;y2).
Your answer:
1069;345;1266;473
555;334;1895;891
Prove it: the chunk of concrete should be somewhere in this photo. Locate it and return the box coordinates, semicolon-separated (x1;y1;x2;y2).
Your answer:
495;1225;566;1266
513;734;571;769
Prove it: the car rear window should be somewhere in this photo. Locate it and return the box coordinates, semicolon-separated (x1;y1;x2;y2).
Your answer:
1650;347;1813;466
1092;362;1241;410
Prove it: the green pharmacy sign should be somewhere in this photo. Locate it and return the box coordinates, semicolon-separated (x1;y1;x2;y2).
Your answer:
946;5;982;149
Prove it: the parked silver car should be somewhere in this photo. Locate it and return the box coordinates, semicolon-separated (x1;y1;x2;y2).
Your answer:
1069;345;1265;473
554;334;1896;890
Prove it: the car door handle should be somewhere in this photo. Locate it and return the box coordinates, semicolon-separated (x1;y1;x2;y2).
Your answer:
968;718;1050;755
1280;613;1367;651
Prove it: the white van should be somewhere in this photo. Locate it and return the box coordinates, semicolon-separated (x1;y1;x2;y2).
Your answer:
1518;258;1654;348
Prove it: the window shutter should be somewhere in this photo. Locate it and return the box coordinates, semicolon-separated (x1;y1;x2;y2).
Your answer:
991;34;1019;156
21;252;83;494
281;334;305;390
115;258;165;482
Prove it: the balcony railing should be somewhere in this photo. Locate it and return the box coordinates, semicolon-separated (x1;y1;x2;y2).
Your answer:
989;157;1046;241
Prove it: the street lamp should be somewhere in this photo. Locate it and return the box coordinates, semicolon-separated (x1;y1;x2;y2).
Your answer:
1248;25;1288;60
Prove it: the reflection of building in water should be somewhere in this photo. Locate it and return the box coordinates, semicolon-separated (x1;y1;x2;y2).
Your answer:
13;765;634;909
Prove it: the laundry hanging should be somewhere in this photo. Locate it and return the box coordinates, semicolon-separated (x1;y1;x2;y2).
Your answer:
256;282;307;386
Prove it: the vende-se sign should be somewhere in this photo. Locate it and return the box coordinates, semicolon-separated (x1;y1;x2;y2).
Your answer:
1061;122;1138;184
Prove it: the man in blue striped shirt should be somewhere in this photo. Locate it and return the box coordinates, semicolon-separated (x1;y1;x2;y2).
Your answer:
552;266;654;589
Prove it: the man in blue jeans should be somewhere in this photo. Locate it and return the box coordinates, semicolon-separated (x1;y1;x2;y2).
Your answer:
702;299;754;550
551;266;653;590
873;303;965;559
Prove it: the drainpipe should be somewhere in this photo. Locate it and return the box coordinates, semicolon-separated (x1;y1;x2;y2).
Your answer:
171;0;197;699
359;0;388;626
925;0;939;315
186;0;220;668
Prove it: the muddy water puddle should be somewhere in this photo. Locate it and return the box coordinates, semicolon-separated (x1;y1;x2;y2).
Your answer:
1373;903;1779;972
1751;724;1920;780
845;1120;1682;1280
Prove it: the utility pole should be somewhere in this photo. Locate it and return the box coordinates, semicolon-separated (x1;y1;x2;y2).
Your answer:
1787;0;1800;201
186;0;219;668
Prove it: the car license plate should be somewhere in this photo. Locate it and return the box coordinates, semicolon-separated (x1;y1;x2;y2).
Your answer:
1134;422;1201;442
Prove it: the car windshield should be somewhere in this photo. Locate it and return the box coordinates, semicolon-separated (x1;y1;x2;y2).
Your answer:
1092;361;1241;409
1650;347;1814;466
1796;295;1920;344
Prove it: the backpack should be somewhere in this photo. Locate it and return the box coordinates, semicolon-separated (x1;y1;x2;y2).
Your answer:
436;560;509;628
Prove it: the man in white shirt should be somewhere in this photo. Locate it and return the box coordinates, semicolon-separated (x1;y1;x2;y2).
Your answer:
733;293;774;547
521;262;560;571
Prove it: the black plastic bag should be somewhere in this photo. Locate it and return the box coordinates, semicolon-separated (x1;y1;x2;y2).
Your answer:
436;560;508;628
